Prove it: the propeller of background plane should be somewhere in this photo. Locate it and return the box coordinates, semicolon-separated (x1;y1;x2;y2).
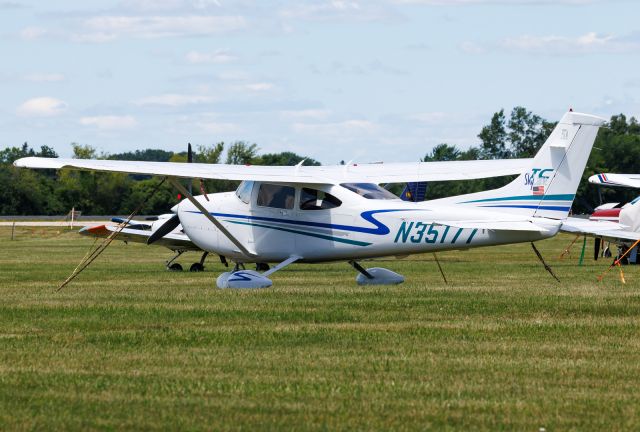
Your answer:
147;214;181;245
148;143;193;245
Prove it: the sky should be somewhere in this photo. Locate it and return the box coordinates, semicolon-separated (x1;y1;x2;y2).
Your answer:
1;0;639;164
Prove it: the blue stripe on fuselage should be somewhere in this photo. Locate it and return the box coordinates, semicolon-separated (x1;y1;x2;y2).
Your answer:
186;209;429;236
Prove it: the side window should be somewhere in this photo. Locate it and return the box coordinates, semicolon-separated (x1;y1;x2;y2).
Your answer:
299;188;342;210
235;180;254;204
257;183;295;209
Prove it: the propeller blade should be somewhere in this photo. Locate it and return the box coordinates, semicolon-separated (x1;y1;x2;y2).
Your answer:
594;237;601;261
187;143;193;195
147;214;181;245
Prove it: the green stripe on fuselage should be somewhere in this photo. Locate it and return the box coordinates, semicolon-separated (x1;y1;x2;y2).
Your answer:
462;194;575;204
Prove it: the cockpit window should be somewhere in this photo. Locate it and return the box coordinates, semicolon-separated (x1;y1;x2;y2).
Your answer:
257;183;295;209
340;183;398;200
300;188;342;210
235;181;254;204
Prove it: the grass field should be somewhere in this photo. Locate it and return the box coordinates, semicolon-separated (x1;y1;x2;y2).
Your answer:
1;226;639;431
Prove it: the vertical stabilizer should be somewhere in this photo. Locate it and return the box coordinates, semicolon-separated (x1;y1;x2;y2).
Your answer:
433;111;606;219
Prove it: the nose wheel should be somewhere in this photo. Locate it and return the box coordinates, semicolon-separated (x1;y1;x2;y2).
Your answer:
166;251;184;271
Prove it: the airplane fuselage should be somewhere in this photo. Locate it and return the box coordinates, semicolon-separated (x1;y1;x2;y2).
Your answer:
177;182;559;263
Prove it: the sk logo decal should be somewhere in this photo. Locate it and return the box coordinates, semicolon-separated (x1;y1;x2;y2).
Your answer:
524;168;553;189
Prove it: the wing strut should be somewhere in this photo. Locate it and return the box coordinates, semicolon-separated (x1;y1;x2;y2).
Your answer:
167;177;256;258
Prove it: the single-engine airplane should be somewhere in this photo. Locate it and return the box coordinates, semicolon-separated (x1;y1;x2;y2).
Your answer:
79;215;210;272
15;111;605;288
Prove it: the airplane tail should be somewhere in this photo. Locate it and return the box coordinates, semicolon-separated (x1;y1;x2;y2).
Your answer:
433;111;606;220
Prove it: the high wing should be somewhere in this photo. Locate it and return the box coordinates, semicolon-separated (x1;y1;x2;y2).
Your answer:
588;173;640;189
79;224;201;251
14;157;532;184
561;217;640;243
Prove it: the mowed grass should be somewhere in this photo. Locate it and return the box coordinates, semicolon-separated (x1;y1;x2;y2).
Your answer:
0;227;639;431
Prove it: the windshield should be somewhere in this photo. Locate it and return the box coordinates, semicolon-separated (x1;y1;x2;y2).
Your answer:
340;183;398;200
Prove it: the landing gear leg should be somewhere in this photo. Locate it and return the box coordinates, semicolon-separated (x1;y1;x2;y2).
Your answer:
349;261;373;279
256;262;270;272
190;251;209;272
166;250;184;271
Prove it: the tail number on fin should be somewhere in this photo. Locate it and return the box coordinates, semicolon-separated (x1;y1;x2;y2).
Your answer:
394;222;478;245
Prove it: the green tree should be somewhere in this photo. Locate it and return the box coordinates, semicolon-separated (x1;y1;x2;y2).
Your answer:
257;151;321;166
226;142;259;165
108;149;174;162
71;143;98;159
422;144;461;162
196;142;225;164
508;106;556;158
478;109;509;159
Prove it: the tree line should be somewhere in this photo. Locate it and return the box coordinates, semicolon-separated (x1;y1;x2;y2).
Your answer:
1;107;639;216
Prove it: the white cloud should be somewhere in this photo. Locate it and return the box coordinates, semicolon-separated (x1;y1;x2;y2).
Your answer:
20;26;48;40
279;1;399;22
293;119;378;135
500;32;638;54
16;97;67;117
117;0;223;12
198;121;239;134
243;82;274;91
79;115;138;130
396;0;601;4
409;112;447;124
74;15;246;41
458;41;485;54
280;109;331;120
22;73;65;83
185;49;236;64
134;93;215;106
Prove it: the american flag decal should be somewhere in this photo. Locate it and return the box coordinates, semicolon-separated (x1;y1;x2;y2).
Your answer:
533;185;544;195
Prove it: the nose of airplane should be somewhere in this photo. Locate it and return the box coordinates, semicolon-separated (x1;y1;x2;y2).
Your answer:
170;203;179;213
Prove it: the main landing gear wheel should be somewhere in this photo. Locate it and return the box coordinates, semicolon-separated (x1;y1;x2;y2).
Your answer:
168;263;183;271
190;263;205;272
255;262;270;272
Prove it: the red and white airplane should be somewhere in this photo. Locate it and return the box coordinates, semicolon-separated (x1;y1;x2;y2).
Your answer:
561;177;640;263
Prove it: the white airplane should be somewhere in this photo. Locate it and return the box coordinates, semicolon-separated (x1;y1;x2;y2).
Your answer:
15;111;605;288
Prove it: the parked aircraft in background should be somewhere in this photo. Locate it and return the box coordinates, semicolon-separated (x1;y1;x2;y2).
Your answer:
559;172;640;264
80;215;209;272
16;111;605;288
589;173;640;189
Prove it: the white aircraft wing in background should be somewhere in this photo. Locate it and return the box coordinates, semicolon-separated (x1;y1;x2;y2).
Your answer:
561;217;640;243
14;157;532;184
588;173;640;189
